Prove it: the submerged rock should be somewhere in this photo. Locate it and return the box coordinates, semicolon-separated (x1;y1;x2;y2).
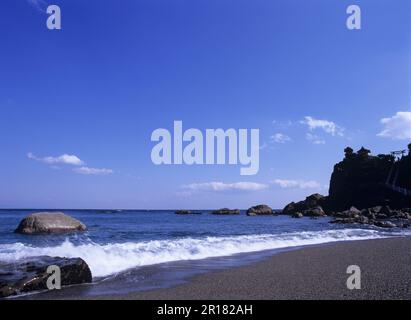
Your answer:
246;205;274;216
0;256;92;298
211;208;240;215
15;212;87;235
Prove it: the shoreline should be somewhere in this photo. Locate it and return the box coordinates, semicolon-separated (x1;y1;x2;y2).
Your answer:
90;237;411;300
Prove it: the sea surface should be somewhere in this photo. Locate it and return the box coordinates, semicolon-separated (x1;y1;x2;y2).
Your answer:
0;209;410;298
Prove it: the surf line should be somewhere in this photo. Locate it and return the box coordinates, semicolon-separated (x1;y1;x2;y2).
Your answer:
150;121;260;175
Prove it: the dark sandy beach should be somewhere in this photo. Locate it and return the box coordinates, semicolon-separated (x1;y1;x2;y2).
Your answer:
93;237;411;300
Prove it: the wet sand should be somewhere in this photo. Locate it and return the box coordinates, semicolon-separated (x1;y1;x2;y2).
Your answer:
98;237;411;300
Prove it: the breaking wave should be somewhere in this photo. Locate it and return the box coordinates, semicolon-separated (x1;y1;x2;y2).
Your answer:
0;229;407;277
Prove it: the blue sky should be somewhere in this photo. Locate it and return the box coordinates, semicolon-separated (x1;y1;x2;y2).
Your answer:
0;0;410;209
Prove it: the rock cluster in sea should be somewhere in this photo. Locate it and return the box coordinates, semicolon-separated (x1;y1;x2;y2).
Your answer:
282;194;411;228
211;208;240;215
330;206;411;228
175;210;202;215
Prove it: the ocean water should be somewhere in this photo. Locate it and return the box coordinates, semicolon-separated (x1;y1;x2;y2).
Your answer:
0;209;410;298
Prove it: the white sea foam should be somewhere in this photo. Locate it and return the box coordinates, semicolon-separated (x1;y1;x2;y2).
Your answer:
0;229;406;277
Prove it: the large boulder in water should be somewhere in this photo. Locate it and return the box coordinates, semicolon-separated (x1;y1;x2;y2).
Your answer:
304;194;326;208
15;212;87;235
0;256;92;298
246;205;274;216
282;194;327;217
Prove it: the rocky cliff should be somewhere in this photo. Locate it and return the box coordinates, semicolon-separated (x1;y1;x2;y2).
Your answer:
282;144;411;228
326;145;411;211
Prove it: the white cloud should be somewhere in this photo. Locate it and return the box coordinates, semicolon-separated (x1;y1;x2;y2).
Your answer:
301;116;344;136
182;181;269;192
377;111;411;140
28;152;113;176
305;133;326;145
271;133;292;144
271;179;321;189
73;167;114;175
28;153;84;166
